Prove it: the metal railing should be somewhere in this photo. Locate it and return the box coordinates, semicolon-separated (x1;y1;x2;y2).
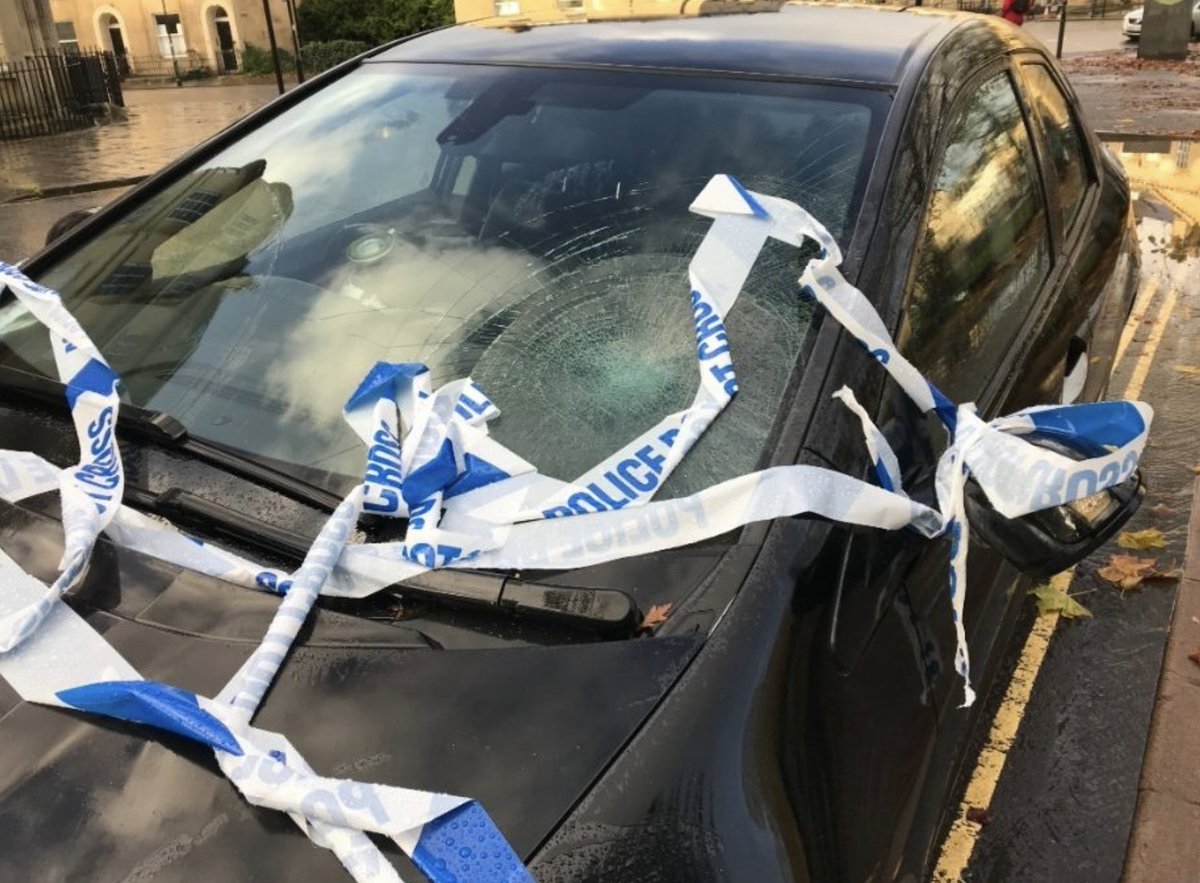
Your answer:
119;50;228;80
0;50;123;140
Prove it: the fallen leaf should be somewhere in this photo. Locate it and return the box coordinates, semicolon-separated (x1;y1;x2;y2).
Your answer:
639;603;673;633
1030;580;1092;618
965;806;991;826
1143;567;1183;582
1189;648;1200;667
1148;503;1173;517
1097;554;1159;590
1117;528;1168;550
1191;464;1200;476
1174;364;1200;376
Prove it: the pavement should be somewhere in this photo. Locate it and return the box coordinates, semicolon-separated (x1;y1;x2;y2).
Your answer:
1062;54;1200;138
1023;18;1200;137
1026;16;1133;55
1124;479;1200;883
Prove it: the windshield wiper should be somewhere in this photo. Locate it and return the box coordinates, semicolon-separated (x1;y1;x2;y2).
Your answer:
0;363;342;512
117;408;345;512
0;364;641;635
398;570;640;635
126;484;640;635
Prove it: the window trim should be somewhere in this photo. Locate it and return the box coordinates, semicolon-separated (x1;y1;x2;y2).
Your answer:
898;58;1057;415
1011;56;1099;255
153;12;188;59
54;21;79;52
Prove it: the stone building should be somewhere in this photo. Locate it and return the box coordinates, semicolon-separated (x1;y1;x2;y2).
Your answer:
0;0;58;59
46;0;298;73
452;0;779;24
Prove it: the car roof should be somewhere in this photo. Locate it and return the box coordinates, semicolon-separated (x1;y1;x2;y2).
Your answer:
374;4;971;87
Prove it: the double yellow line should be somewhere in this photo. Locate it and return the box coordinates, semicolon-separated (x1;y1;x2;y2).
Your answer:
933;274;1179;881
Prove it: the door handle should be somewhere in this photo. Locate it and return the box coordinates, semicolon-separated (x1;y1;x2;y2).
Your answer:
1062;335;1088;404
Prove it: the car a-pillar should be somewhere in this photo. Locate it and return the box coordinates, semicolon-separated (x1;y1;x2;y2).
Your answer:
1138;0;1191;59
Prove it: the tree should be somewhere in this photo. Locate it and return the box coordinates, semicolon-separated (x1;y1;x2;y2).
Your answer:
297;0;454;46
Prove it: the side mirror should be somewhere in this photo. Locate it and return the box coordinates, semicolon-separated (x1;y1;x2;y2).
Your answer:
44;208;98;247
964;438;1145;578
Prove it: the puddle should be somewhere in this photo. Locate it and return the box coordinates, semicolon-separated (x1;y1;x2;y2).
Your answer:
1103;138;1200;273
1101;136;1198;492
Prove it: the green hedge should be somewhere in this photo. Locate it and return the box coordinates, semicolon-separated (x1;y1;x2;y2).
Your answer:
241;42;294;76
296;0;454;45
301;40;370;74
240;41;368;77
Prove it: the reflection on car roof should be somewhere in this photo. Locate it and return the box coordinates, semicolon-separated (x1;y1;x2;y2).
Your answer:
375;4;960;86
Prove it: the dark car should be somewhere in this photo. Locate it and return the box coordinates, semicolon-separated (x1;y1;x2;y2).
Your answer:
0;5;1141;882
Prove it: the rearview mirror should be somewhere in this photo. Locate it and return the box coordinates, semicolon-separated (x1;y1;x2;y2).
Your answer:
44;208;98;247
964;440;1145;579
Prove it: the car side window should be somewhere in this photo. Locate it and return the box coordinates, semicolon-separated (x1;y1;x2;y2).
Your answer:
899;70;1052;406
1021;64;1091;232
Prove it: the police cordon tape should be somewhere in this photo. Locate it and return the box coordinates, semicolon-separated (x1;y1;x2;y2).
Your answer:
0;175;1151;881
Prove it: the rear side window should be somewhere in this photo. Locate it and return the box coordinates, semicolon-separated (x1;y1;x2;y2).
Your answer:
900;71;1051;405
1021;64;1090;231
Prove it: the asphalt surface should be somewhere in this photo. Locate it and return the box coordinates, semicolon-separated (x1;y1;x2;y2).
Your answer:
1026;16;1132;55
1062;54;1200;138
961;137;1200;882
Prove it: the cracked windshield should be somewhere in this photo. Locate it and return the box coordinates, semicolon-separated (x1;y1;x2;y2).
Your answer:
0;63;884;495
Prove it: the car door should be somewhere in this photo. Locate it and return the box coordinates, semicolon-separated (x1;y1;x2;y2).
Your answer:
810;61;1063;882
802;44;1122;883
889;60;1066;716
791;56;1061;883
1012;55;1128;407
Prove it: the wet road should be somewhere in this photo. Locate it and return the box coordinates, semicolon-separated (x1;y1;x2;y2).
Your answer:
0;82;279;263
0;83;279;202
957;138;1200;882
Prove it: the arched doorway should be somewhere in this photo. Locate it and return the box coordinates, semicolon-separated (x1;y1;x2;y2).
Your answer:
207;5;239;73
95;10;130;76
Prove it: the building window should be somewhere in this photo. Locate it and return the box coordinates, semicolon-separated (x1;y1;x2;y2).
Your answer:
55;21;79;53
494;0;521;14
154;13;187;58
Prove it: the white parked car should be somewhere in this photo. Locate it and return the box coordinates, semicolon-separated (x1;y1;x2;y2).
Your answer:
1124;1;1200;39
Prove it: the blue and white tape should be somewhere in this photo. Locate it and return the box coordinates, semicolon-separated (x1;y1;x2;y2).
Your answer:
0;174;1152;881
795;251;1150;705
0;262;124;652
0;264;531;883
